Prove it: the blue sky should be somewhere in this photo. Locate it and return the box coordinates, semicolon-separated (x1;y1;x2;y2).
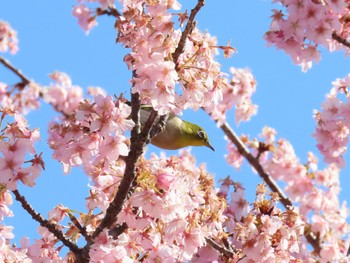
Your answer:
2;0;350;248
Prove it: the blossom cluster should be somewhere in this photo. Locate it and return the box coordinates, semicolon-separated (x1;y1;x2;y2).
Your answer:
266;0;350;71
0;20;18;54
1;0;350;262
115;0;183;114
85;151;227;262
0;81;42;115
22;151;227;262
207;67;257;126
0;111;43;191
225;125;350;261
43;71;84;116
219;181;312;262
313;74;350;167
72;0;115;33
46;76;133;174
0;21;41;115
0;225;32;262
73;0;257;127
0;111;46;261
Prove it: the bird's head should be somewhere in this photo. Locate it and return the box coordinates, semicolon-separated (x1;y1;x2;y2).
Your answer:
181;120;215;151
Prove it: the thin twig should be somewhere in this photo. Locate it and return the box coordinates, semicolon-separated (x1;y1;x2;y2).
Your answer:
96;6;121;18
0;56;30;87
172;0;205;65
205;237;235;258
68;212;91;243
220;122;292;207
332;31;350;49
12;190;81;254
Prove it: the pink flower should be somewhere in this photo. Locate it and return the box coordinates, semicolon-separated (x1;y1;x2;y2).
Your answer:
235;100;258;124
0;225;14;240
192;245;220;263
130;190;163;217
89;229;133;263
72;4;97;33
0;20;19;54
97;135;129;161
48;205;69;223
320;241;341;262
227;186;249;221
0;151;23;186
0;204;14;221
44;71;83;115
311;214;329;239
146;244;176;263
181;228;205;259
97;0;115;10
266;0;348;70
156;172;176;190
260;126;277;144
225;139;244;170
307;151;318;171
27;227;63;261
261;215;282;236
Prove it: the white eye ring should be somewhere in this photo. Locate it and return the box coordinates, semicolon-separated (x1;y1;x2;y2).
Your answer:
197;130;205;138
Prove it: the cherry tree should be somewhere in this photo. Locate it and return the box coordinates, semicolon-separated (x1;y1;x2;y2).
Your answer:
1;0;350;262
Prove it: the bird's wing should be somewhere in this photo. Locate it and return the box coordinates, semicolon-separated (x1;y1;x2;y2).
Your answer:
139;106;176;125
125;101;175;125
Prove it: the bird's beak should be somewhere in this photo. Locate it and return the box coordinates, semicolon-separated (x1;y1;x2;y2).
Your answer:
206;142;215;151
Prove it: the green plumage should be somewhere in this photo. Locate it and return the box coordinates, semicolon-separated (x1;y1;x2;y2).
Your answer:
138;107;214;151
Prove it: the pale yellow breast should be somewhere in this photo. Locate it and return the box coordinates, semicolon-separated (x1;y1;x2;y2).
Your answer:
140;109;183;150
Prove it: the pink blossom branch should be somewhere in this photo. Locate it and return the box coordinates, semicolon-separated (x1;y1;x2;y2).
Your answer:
332;31;350;49
0;56;30;88
172;0;205;65
91;94;161;239
12;189;81;254
219;121;321;254
91;92;143;240
220;122;292;207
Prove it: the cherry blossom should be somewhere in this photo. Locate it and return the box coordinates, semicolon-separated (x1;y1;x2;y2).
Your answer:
73;4;97;33
43;71;83;115
206;67;257;126
313;74;350;167
0;111;42;190
266;0;349;71
1;1;350;262
0;20;18;54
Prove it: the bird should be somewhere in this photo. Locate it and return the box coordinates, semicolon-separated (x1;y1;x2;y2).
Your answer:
138;105;215;151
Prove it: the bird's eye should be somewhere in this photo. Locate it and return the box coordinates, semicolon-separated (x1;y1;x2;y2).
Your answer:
197;130;205;139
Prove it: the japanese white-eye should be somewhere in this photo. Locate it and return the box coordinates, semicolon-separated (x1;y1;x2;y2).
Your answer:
139;106;214;151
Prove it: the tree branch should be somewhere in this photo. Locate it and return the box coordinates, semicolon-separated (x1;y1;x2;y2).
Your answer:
172;0;205;65
12;189;81;254
91;92;143;240
0;56;30;88
109;222;128;239
220;122;292;207
332;31;350;49
219;121;321;254
83;69;168;261
96;6;121;18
